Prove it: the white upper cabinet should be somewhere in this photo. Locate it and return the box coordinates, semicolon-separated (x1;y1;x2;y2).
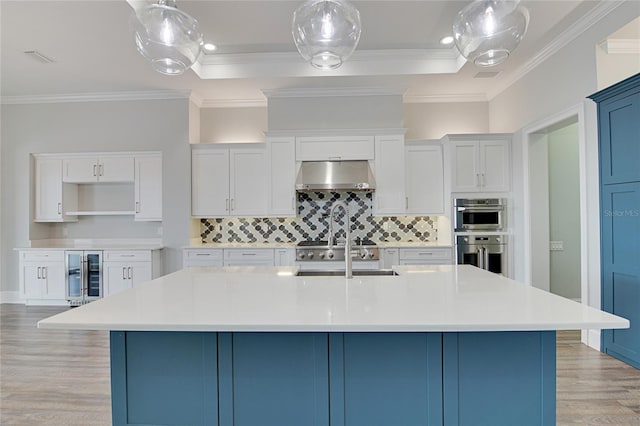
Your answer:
34;157;77;222
405;141;445;215
295;135;374;161
191;144;268;217
373;135;406;215
448;135;510;193
33;152;161;221
192;149;230;217
268;137;297;216
230;148;268;216
134;154;163;221
63;155;134;183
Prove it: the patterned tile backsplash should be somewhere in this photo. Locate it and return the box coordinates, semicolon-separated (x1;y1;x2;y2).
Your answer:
201;192;438;243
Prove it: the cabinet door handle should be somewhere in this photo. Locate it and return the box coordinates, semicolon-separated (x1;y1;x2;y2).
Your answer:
41;266;46;279
135;201;140;213
476;173;480;187
122;267;127;280
231;199;235;211
225;199;229;211
481;173;485;187
57;202;62;215
241;253;257;256
37;266;41;279
99;164;104;176
128;267;132;280
93;164;97;176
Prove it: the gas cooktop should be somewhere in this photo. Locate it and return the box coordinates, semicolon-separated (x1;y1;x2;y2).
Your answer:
295;240;379;261
296;239;377;247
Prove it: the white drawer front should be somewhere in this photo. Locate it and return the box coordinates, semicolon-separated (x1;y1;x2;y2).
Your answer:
399;248;452;261
104;250;151;262
224;249;274;262
20;251;65;262
185;249;223;261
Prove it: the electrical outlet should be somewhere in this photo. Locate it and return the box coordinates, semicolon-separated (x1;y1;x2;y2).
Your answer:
382;222;389;231
550;241;564;251
216;224;223;233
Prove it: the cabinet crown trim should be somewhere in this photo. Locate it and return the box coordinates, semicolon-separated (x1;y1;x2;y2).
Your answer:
265;128;407;137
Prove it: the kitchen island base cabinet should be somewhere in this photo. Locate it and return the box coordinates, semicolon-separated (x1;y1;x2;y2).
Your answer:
110;330;555;426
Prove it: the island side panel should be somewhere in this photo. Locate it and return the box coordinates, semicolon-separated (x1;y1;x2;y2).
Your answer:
329;332;443;426
110;331;218;426
219;332;330;426
443;331;556;426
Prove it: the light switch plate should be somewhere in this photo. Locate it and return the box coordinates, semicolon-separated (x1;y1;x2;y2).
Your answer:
550;241;564;251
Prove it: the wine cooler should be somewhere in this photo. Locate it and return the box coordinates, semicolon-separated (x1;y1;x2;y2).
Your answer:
65;251;103;305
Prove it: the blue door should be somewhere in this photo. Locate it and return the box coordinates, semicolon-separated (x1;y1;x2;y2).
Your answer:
591;73;640;368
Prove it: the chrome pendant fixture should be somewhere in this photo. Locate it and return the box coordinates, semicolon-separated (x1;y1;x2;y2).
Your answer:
292;0;362;70
453;0;530;67
131;0;203;75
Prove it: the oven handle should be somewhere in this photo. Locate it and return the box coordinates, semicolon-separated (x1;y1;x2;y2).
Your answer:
477;247;485;270
457;206;504;211
483;246;490;271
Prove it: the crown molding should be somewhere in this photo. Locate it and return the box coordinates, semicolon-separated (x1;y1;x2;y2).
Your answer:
599;38;640;54
1;90;191;105
403;93;488;103
193;48;464;80
263;86;407;99
486;0;627;100
200;98;267;108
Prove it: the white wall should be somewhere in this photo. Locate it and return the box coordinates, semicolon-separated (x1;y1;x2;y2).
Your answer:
0;99;191;296
489;2;639;133
200;106;267;142
596;16;640;90
268;95;403;130
404;102;489;140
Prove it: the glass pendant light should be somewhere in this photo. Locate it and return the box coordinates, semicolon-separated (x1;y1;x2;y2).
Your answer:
452;0;530;67
292;0;362;70
131;0;203;75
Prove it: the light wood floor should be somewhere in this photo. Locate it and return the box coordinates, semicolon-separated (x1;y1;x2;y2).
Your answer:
1;305;639;426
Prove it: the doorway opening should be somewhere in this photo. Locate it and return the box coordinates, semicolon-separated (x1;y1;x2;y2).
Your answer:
528;118;581;301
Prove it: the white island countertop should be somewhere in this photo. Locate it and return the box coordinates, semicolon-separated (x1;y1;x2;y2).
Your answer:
38;265;628;333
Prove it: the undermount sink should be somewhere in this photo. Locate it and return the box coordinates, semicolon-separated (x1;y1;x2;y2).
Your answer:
296;269;398;277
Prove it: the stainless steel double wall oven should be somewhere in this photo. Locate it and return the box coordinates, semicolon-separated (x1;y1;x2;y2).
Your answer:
454;198;508;276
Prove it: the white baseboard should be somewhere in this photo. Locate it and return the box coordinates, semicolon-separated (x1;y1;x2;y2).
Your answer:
0;291;22;304
584;329;601;351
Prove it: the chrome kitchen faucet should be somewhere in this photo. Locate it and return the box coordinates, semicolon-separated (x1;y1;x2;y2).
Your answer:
328;201;352;278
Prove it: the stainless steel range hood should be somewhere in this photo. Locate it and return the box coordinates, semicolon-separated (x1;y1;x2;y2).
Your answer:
295;160;376;192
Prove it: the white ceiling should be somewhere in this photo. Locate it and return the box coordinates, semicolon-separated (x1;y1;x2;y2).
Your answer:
0;1;635;106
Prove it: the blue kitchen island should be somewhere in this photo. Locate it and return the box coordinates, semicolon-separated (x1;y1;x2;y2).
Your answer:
39;265;628;426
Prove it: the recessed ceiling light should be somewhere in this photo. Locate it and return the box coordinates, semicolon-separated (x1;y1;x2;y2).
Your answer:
440;36;454;46
203;43;217;52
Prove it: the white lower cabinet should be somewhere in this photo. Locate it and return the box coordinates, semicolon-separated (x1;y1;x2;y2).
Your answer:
183;248;285;268
103;250;158;297
380;248;400;269
224;248;275;266
19;251;66;305
183;249;224;267
398;247;453;265
275;248;296;266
